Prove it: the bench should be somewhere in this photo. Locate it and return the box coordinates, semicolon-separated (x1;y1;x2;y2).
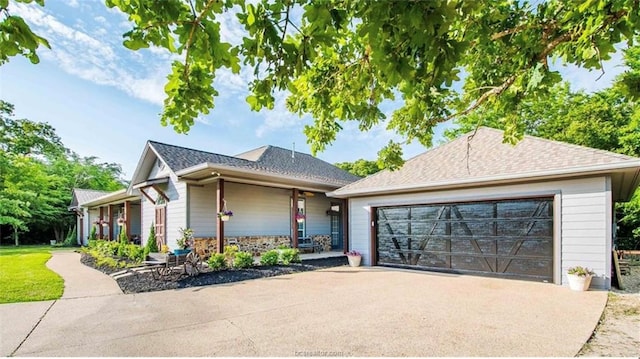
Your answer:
298;237;323;253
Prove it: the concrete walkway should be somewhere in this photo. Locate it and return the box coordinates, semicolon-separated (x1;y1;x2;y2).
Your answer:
46;251;123;299
1;251;608;357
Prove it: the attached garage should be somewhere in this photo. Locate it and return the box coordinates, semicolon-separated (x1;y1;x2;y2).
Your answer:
375;197;554;282
329;128;640;289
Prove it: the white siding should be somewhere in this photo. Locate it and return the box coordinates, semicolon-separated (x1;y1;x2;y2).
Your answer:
165;173;187;250
140;173;187;250
141;196;154;246
148;158;171;179
348;176;612;289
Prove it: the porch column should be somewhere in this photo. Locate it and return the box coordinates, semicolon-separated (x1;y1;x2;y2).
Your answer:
79;213;84;246
342;199;349;254
124;200;131;241
292;189;299;248
216;179;225;254
108;205;114;240
99;207;104;239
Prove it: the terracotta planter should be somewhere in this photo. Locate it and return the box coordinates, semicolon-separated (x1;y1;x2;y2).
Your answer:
347;255;361;267
567;274;593;291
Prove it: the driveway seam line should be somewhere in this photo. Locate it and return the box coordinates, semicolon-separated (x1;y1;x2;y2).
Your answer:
10;300;56;357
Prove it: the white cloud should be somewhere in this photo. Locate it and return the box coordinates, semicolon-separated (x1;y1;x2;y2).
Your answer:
67;0;80;8
12;2;170;107
218;8;246;45
94;16;107;25
255;92;305;137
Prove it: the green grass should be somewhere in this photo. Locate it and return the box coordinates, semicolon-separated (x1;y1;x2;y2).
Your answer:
0;245;65;303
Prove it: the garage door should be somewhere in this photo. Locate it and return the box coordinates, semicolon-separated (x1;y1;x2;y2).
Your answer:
375;198;554;282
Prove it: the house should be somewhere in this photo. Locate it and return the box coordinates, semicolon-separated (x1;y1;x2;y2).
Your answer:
127;141;359;256
329;127;640;289
69;188;142;245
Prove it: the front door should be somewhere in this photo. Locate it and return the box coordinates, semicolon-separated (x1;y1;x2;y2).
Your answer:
330;203;343;250
154;206;166;249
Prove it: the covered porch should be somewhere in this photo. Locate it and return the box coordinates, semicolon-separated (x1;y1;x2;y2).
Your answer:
82;189;142;244
175;164;350;257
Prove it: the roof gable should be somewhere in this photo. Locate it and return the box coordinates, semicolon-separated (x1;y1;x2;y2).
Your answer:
69;188;111;208
332;127;640;197
133;141;359;188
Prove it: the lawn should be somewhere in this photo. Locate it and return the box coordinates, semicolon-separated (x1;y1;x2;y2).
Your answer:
0;245;65;303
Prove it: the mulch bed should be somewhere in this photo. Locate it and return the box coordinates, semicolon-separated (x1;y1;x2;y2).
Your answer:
80;252;348;294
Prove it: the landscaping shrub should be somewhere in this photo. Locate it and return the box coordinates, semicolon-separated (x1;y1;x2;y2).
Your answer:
207;253;227;271
224;244;239;267
260;249;279;266
145;223;159;253
280;248;300;265
61;226;77;247
96;240;119;257
233;251;254;269
89;226;97;241
126;245;145;262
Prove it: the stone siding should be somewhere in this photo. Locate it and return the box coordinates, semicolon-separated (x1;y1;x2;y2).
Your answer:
310;234;332;252
194;235;290;258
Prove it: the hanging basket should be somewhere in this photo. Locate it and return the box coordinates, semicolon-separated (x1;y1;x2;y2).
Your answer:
220;215;230;222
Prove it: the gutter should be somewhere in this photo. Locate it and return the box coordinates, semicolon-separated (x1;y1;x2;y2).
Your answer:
328;160;640;198
175;162;351;189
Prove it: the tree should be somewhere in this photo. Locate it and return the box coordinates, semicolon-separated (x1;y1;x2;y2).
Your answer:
2;0;640;168
0;100;126;244
335;159;381;177
445;48;640;244
0;0;49;65
145;223;158;254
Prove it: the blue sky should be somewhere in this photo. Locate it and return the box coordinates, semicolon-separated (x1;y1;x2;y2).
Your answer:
0;0;628;179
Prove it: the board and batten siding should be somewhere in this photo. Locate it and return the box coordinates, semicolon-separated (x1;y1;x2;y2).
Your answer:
348;176;612;289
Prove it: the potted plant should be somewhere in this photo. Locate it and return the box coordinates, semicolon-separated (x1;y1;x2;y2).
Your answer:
567;266;595;291
218;210;233;222
174;227;194;256
295;213;305;223
346;250;362;267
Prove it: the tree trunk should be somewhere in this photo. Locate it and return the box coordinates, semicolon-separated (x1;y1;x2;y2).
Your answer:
13;227;19;246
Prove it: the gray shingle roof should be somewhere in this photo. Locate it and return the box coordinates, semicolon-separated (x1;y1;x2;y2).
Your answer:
148;141;360;187
149;141;254;172
332;127;639;196
69;188;111;208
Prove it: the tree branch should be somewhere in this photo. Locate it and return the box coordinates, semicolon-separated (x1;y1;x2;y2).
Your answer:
183;0;218;80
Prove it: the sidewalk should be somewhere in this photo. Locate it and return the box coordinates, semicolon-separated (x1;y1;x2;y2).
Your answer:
45;251;122;299
0;251;121;356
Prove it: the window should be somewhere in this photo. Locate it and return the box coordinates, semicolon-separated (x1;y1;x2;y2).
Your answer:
295;198;305;238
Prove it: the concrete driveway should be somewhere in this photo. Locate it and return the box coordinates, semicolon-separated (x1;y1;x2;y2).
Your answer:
1;252;607;357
